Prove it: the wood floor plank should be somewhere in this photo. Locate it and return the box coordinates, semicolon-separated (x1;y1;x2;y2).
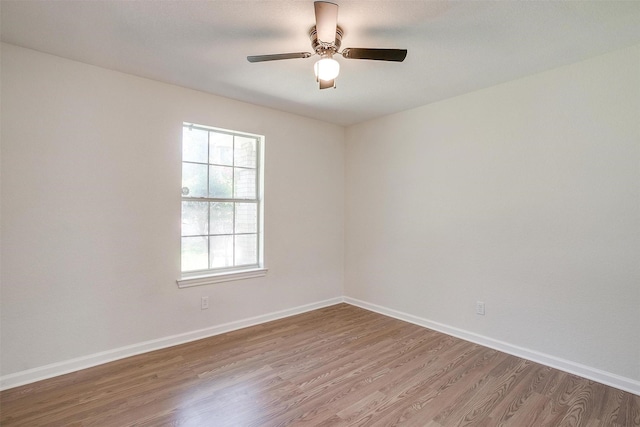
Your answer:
1;303;638;426
356;346;501;426
485;364;548;425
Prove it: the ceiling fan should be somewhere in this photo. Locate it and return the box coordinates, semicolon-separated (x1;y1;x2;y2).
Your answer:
247;1;408;89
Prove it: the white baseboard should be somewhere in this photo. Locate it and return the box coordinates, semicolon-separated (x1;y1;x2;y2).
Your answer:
344;297;640;396
4;296;638;397
0;297;344;391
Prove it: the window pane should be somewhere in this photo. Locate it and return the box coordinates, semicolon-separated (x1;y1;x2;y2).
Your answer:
181;124;262;275
182;201;208;236
235;234;257;266
210;132;233;166
235;203;257;234
209;165;232;198
234;136;257;168
182;236;208;271
182;127;208;163
210;235;233;268
234;168;256;199
182;162;208;198
210;202;233;235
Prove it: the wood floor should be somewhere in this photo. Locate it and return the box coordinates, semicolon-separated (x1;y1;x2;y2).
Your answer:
1;304;639;426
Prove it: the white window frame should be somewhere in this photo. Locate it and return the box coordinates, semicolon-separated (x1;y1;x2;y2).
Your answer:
177;123;266;288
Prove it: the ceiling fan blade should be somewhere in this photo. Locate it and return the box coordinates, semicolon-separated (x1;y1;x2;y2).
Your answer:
319;78;335;90
341;48;408;62
314;1;338;44
247;52;312;63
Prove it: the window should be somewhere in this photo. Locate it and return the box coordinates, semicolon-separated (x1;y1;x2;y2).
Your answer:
178;123;265;287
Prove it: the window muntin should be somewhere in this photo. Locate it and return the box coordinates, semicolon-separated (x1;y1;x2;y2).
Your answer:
181;124;262;276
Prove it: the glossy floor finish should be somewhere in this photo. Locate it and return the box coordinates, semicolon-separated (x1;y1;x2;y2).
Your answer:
1;304;639;426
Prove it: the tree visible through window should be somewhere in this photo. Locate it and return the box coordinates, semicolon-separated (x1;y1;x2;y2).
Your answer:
181;123;263;275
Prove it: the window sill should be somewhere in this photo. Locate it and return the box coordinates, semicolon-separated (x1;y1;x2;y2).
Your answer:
177;268;268;288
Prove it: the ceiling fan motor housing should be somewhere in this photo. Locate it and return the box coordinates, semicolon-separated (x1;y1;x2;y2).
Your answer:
310;25;343;56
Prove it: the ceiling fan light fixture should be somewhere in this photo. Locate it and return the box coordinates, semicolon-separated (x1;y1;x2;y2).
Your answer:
314;56;340;81
246;1;407;90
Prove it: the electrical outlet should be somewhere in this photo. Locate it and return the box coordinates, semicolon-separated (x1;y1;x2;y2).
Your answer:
476;301;485;315
201;296;209;310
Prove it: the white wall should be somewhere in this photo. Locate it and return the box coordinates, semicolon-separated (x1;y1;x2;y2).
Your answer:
345;46;640;386
0;43;344;379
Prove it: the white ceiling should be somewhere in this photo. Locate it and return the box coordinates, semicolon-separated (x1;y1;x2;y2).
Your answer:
2;1;640;126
